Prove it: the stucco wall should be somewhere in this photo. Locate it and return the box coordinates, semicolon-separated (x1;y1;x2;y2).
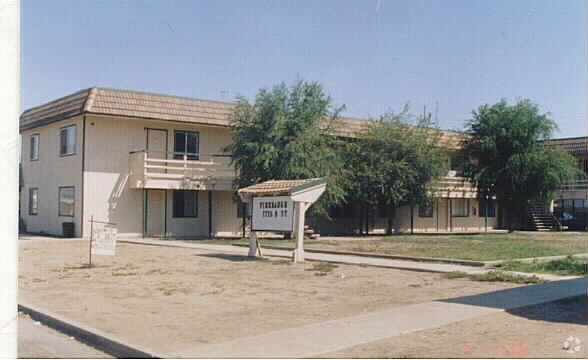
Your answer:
82;115;241;238
310;198;498;235
20;116;84;236
393;199;498;233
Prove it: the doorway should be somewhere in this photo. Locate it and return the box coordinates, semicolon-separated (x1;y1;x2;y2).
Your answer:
145;189;166;237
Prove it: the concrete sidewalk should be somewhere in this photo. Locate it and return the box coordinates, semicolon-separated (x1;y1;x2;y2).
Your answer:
119;238;580;281
169;278;587;358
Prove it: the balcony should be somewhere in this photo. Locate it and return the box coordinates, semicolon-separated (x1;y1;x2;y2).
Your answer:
129;150;237;191
557;178;588;199
430;174;479;198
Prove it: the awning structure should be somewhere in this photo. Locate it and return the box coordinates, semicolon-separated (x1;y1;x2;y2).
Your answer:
238;178;326;202
238;178;327;263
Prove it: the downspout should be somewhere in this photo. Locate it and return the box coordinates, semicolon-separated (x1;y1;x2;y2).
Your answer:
81;115;86;237
449;199;453;232
208;191;213;238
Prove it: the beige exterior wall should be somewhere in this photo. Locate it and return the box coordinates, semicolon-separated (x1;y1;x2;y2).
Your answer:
82;114;241;238
20;116;84;236
393;199;498;233
311;198;498;235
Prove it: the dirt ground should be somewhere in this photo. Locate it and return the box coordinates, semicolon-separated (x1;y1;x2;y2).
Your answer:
19;239;522;356
319;296;588;358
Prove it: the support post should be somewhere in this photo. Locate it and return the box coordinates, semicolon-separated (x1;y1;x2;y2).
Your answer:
88;215;93;267
484;196;488;233
410;203;414;235
294;202;307;263
248;231;257;257
208;191;213;238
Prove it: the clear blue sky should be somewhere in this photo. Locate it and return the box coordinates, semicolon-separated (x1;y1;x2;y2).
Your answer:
21;0;586;137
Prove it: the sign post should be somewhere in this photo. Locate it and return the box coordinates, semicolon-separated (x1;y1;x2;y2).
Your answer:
88;217;118;266
238;178;327;263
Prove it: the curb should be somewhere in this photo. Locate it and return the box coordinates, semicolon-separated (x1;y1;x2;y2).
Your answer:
231;243;487;267
18;303;163;359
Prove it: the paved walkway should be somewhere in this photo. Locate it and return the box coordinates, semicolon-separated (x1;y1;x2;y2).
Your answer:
119;238;580;281
167;278;587;358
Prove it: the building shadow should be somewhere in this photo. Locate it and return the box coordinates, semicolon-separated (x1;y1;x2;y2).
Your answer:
505;295;587;326
437;278;587;325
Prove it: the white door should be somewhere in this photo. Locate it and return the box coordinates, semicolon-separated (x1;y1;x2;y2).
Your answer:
146;190;165;237
146;129;167;174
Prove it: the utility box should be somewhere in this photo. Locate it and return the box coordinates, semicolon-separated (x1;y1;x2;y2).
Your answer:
62;222;75;238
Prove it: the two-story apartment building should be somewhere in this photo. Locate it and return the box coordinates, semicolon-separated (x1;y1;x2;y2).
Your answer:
546;136;588;230
20;87;499;238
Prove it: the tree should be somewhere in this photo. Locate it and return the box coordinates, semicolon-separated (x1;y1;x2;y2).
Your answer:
462;98;578;231
225;79;349;216
347;107;447;234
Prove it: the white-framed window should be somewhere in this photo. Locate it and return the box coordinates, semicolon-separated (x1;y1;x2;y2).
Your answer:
59;125;76;156
58;186;75;217
30;134;40;161
174;130;199;160
451;198;469;217
29;188;39;215
172;190;198;217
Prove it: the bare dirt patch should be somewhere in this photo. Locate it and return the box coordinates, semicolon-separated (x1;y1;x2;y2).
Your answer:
319;296;588;358
20;239;521;355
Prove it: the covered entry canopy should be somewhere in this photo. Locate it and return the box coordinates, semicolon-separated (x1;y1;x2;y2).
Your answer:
238;178;326;202
238;178;327;262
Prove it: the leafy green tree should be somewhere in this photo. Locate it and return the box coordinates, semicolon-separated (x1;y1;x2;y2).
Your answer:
462;98;578;231
347;107;447;234
225;79;349;216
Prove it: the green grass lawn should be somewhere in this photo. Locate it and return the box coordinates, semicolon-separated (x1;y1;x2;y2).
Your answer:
198;231;587;262
495;256;587;276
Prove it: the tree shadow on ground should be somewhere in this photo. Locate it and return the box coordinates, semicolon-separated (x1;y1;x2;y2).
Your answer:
197;253;269;262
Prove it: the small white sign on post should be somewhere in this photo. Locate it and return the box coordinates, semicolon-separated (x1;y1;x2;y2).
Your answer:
251;196;294;232
92;227;118;256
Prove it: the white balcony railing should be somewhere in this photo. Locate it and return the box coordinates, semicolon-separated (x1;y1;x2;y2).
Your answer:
430;175;479;198
129;150;237;190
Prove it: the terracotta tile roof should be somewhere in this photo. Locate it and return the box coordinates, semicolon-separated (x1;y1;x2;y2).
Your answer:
238;178;323;195
20;88;91;130
19;87;464;148
20;87;235;131
543;137;588;155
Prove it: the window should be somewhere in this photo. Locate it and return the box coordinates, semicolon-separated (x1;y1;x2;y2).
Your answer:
479;199;496;217
58;186;75;217
59;125;76;156
451;198;469;217
29;188;38;215
174;130;199;160
30;134;39;161
173;190;198;217
418;203;434;217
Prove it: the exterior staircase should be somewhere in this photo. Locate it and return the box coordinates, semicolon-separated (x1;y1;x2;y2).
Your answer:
527;200;555;231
